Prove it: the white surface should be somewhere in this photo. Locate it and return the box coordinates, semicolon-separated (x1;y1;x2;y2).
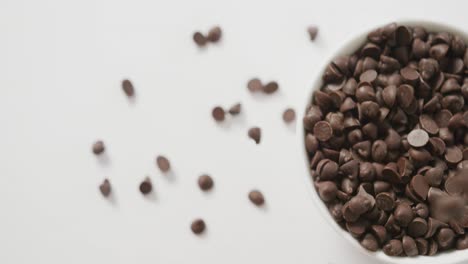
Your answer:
0;1;466;264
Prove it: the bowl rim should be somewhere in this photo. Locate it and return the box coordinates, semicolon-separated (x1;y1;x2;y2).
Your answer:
299;20;468;264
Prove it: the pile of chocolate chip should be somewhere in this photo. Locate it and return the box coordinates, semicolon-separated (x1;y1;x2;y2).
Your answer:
304;22;468;256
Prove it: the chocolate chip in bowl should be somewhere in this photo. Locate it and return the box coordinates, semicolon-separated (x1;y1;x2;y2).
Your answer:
301;21;468;263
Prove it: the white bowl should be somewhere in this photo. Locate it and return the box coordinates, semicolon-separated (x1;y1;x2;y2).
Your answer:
300;20;468;264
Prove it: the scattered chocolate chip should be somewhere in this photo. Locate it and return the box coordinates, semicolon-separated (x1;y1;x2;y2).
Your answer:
198;174;214;191
99;179;111;197
122;79;135;97
248;190;265;206
212;106;225;122
248;127;261;144
263;81;279;94
228;103;241;115
92;140;105;155
156;155;171;172
307;26;318;41
206;26;222;42
247;78;263;92
193;32;207;47
191;219;206;234
139;177;152;195
282;108;296;123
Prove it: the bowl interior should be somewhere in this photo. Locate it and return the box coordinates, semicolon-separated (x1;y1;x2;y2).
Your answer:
300;20;468;264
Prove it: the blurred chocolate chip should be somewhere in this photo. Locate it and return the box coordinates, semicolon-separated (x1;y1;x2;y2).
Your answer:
206;26;222;42
139;177;152;195
212;106;225;122
191;219;206;234
307;26;318;41
248;190;265;206
263;81;279;94
92;140;105;155
282;108;296;123
198;174;214;191
228;103;241;115
247;78;263;92
122;79;135;97
193;32;207;47
99;179;111;197
156;155;171;172
248;127;261;144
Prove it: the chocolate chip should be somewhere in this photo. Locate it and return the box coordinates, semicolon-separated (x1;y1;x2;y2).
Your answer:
198;174;214;191
445;146;463;164
193;32;207;47
92;140;105;155
248;190;265;206
212;106;225;122
122;79;135;97
424;167;444;187
247;78;263;92
436;228;455;249
99;179;111;197
248;127;261;144
428;137;446;156
400;67;419;84
382;85;397;107
435;109;453;128
419;114;439;135
228;103;241;115
403;236;418;256
416;238;429;255
191;219;206;234
317;159;339;180
407;129;429;147
313;121;333;142
361;233;379;251
360;69;378;83
316;181;338;202
394;203;414;227
456;235;468;250
430;44;449;60
305;134;319;153
263;81;279;94
206;26;222;42
413;38;429;59
408;217;428;238
371;140;387;162
396;26;413;46
397;84;414;108
428;239;438;255
139;177;152;195
282;108;296;123
383;239;403;256
307;26;318;41
156;155;171;172
376;192;395;211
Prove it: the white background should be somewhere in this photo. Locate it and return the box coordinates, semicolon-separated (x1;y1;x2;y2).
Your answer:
0;0;467;263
